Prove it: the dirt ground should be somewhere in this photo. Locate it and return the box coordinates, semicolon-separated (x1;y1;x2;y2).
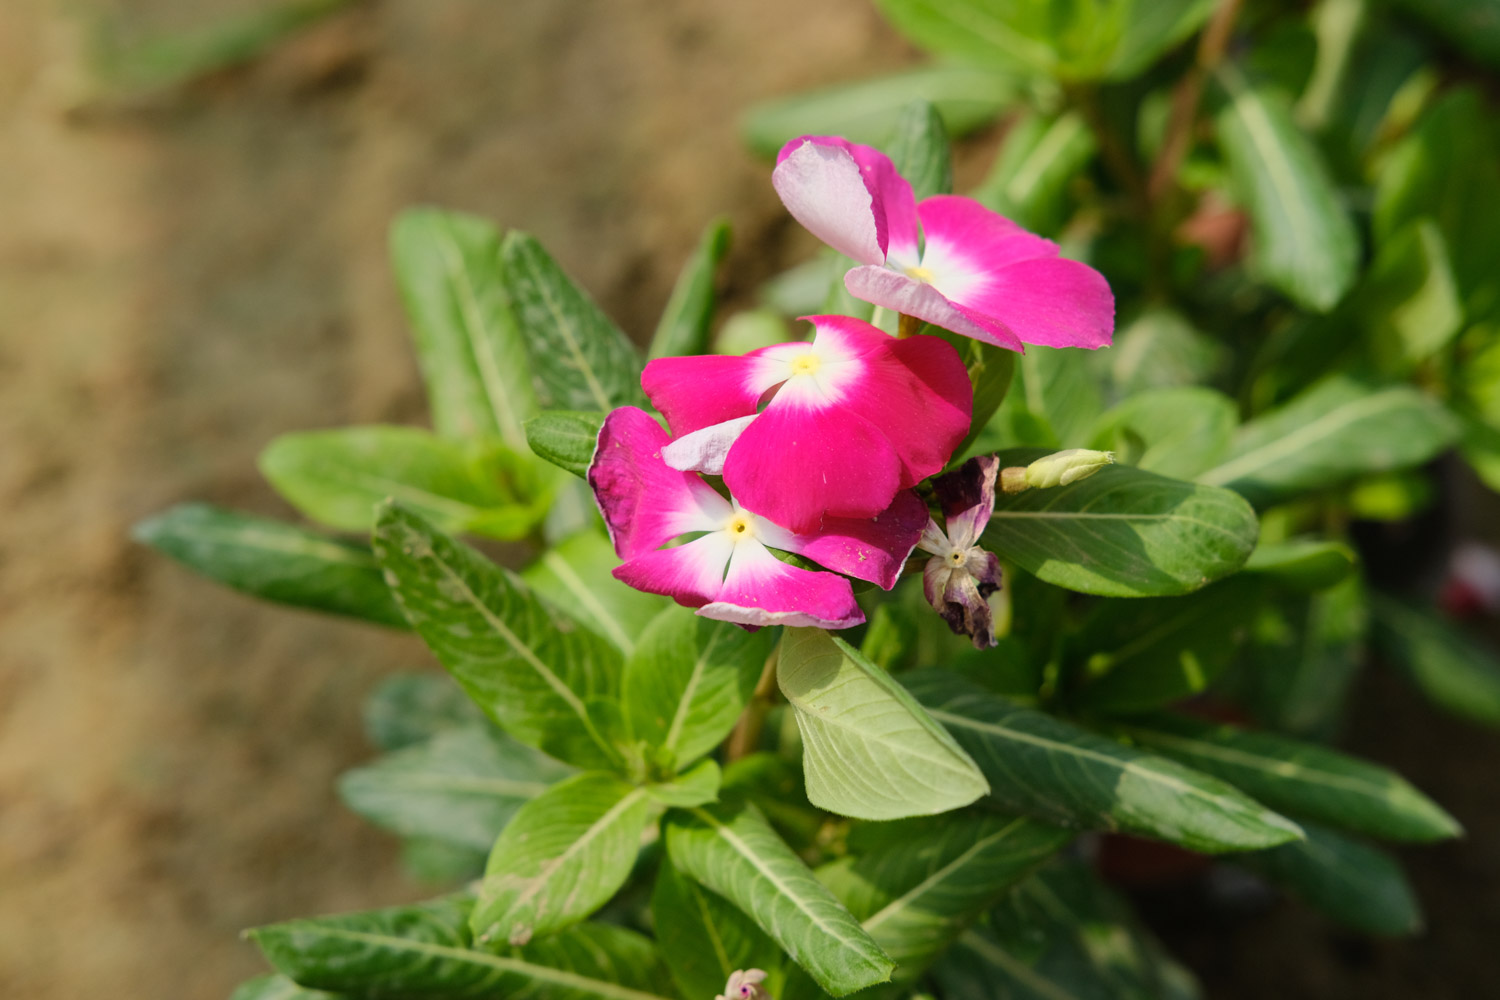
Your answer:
0;2;1496;999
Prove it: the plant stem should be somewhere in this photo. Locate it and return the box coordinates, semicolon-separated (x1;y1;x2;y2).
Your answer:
725;645;780;762
1147;0;1245;205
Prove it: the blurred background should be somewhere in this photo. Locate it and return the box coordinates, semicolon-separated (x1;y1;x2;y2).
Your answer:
0;1;1496;998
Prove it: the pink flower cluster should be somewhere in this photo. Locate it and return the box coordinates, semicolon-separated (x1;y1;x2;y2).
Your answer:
587;135;1114;631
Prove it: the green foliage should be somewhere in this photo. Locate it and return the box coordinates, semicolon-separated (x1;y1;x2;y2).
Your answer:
650;218;731;360
1370;595;1500;728
885;100;954;201
652;857;782;1000
522;530;669;655
973;109;1097;235
525;411;607;479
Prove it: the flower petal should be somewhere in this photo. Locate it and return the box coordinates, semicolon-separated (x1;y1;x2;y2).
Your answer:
641;355;766;437
798;137;922;265
661;413;758;475
723;393;903;533
699;539;863;629
589;406;732;558
773;139;888;266
917;195;1057;273
932;454;1000;551
759;488;929;590
613;531;735;609
844;265;1025;352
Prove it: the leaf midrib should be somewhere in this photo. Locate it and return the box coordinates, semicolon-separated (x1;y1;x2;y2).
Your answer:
1125;728;1394;798
862;817;1029;932
515;245;613;412
164;523;374;568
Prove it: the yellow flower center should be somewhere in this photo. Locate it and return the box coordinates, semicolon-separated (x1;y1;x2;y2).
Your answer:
904;265;936;283
790;353;821;376
726;513;755;540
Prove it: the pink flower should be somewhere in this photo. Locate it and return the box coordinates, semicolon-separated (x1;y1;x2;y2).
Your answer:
642;314;971;534
588;406;926;629
773;135;1115;353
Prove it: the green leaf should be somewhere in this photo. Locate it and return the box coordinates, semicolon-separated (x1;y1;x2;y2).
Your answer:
972;110;1097;235
622;606;776;770
934;862;1202;1000
954;340;1017;461
741;65;1017;158
132;503;406;627
983;450;1259;598
652;856;781;1000
260;426;552;538
251;895;673;1000
522;530;669;656
471;771;651;946
1117;713;1460;842
371;502;625;770
229;973;336;1000
362;672;487;751
1369;594;1500;729
776;629;989;820
1197;376;1458;506
831;813;1069;978
1233;821;1423;935
1013;345;1104;449
875;0;1214;81
338;725;574;852
1068;575;1267;714
1107;307;1225;397
647;758;722;808
885;100;952;201
1361;219;1464;375
665;801;895;996
501;231;647;413
650;217;730;360
390;208;536;446
1090;387;1237;480
1390;0;1500;76
525;411;605;479
905;671;1304;853
1242;538;1357;591
1214;66;1359;311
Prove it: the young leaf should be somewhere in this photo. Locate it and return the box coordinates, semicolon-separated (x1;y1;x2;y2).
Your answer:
777;629;989;820
501;231;646;413
251;895;673;1000
1214;66;1359;312
983;450;1259;598
649;218;730;360
1232;821;1423;936
646;758;722;808
1090;387;1238;481
363;672;488;751
525;411;605;479
229;973;335;1000
885;100;952;201
371;502;625;770
1068;575;1267;714
665;801;895;996
1197;376;1458;506
522;530;669;656
1117;714;1460;843
132;503;407;628
652;856;781;1000
1369;594;1500;729
260;426;551;538
741;64;1017;158
972;109;1097;236
622;606;775;769
390;208;536;446
833;813;1069;978
471;771;651;947
338;725;574;851
1242;538;1357;591
905;671;1304;853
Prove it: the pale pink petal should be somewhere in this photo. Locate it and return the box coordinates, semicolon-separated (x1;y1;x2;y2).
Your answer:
772;140;887;266
699;539;863;629
589;407;733;558
758;488;928;590
723;397;902;534
661;414;758;475
951;256;1115;350
844;265;1025;352
839;332;973;486
642;355;766;437
613;532;735;609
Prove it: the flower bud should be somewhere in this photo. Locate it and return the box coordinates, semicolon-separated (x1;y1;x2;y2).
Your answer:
1024;449;1115;489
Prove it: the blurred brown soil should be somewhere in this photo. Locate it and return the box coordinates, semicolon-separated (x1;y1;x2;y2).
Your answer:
0;2;908;996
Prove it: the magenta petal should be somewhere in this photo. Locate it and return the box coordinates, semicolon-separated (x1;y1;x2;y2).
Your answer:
642;355;766;437
762;488;928;590
613;532;736;609
916;196;1057;271
700;540;863;629
951;255;1115;350
724;396;903;534
844;265;1025;352
772;140;888;266
844;333;973;485
589;407;733;558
